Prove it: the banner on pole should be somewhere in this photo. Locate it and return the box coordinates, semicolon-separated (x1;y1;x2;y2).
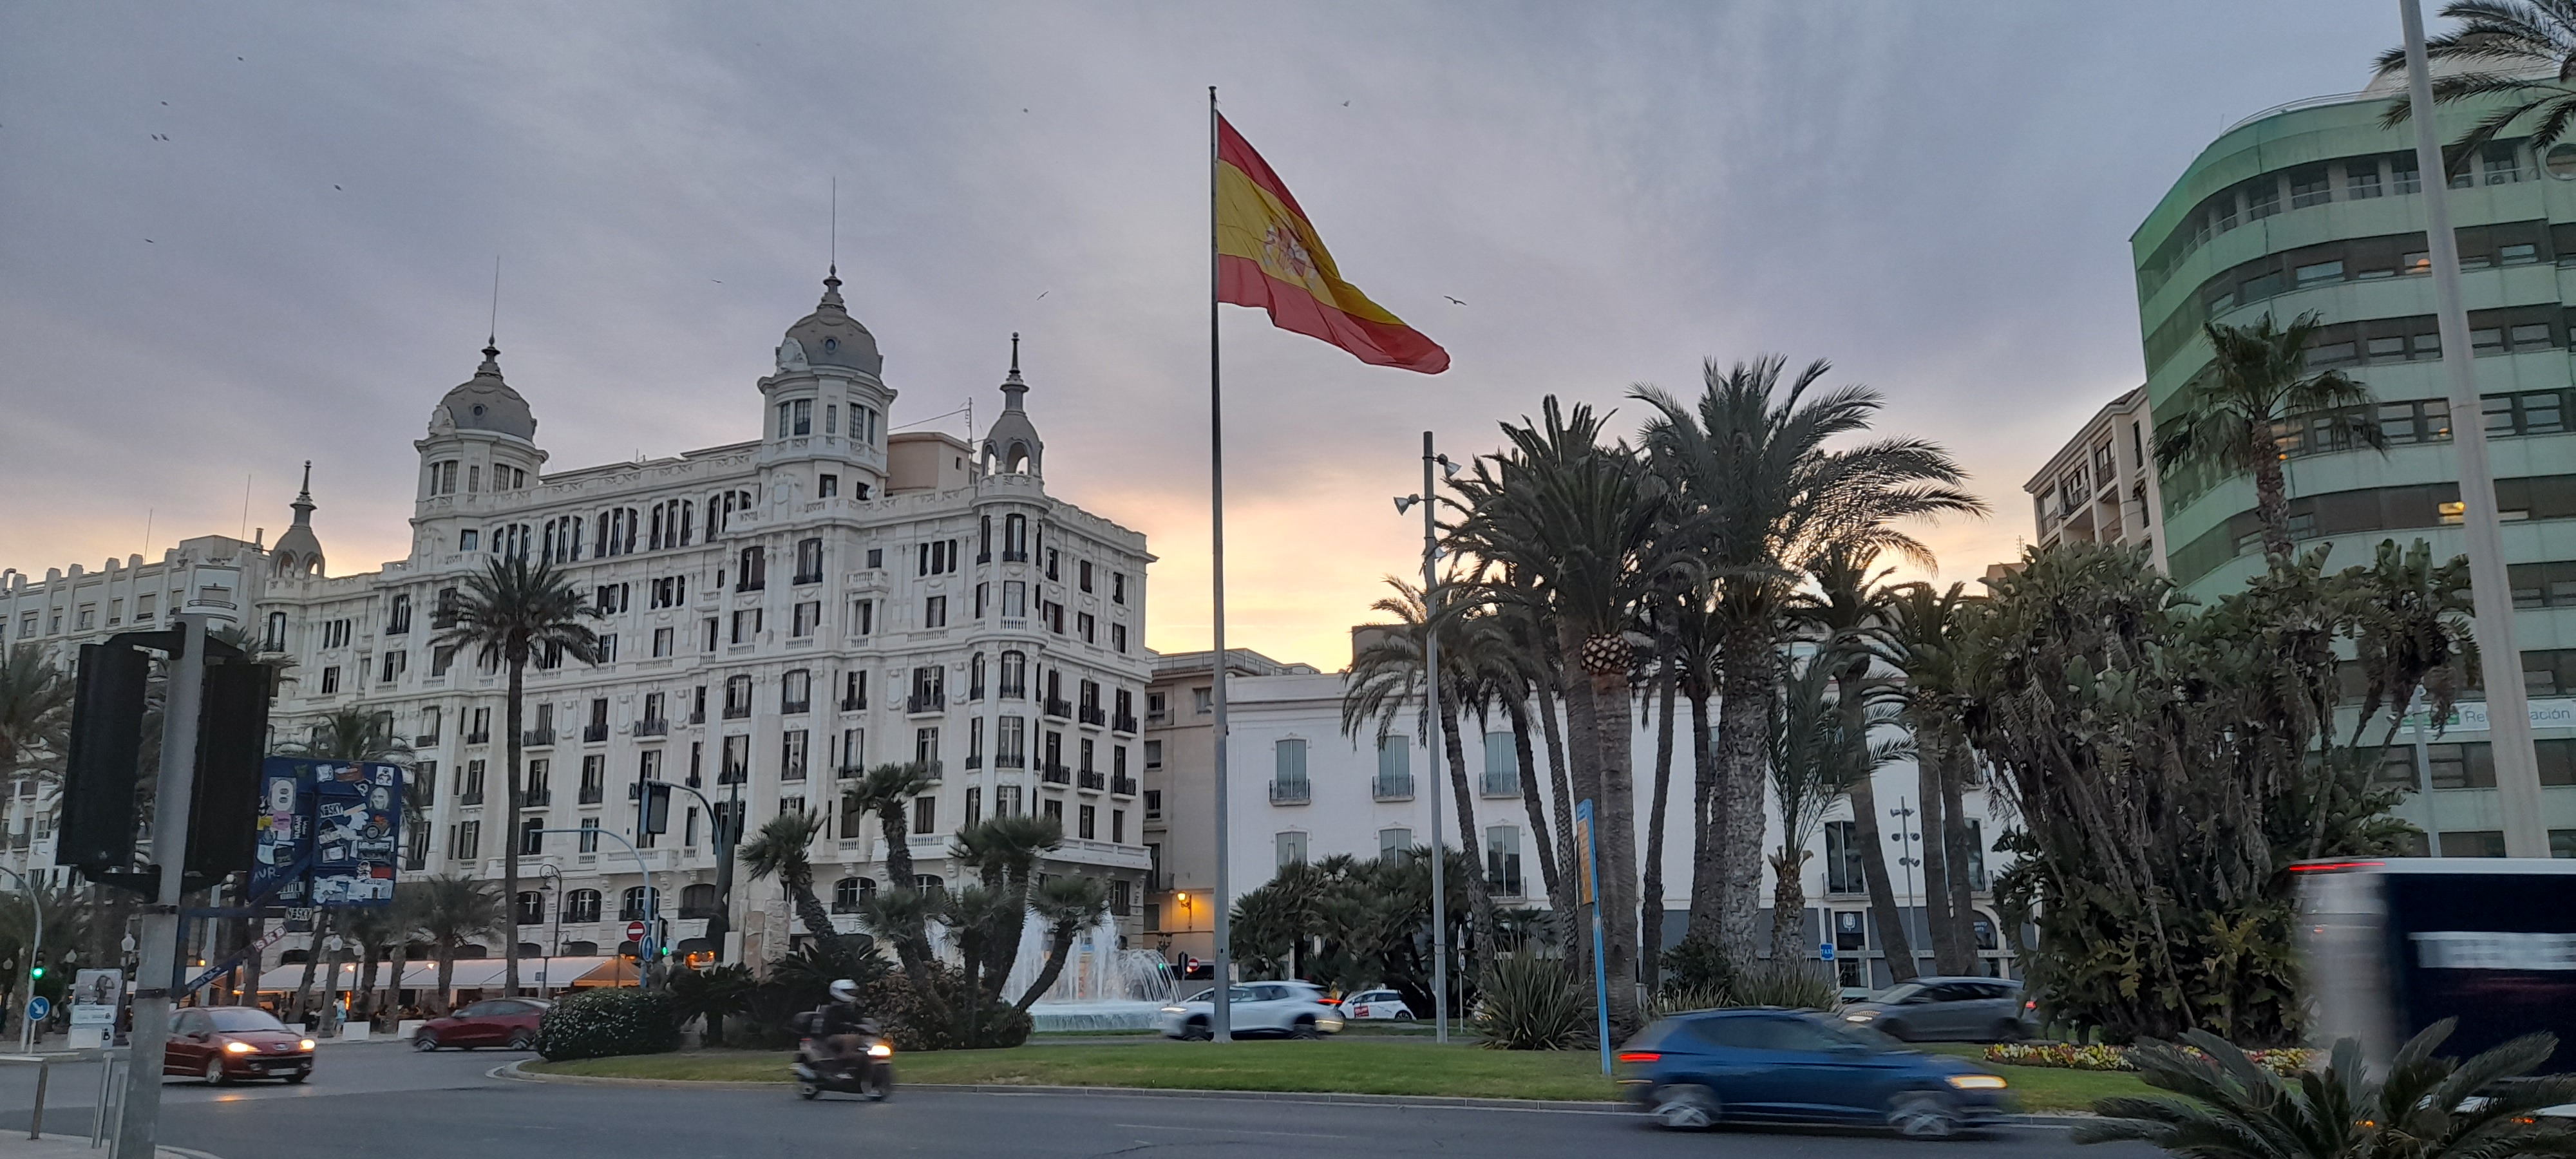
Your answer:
1573;799;1597;908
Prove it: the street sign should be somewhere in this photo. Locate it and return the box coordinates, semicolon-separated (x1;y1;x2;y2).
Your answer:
25;995;50;1021
626;920;648;943
1819;943;1836;962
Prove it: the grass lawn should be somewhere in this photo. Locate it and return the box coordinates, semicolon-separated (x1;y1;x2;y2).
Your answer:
526;1037;2153;1112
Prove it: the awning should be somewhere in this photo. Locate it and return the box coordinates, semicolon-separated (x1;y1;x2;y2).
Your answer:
251;956;623;992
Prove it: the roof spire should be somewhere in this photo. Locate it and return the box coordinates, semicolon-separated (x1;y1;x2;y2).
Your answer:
1001;332;1029;411
820;264;844;309
1009;331;1022;381
290;460;316;527
477;337;502;377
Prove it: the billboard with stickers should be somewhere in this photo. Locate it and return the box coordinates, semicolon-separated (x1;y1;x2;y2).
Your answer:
247;757;402;908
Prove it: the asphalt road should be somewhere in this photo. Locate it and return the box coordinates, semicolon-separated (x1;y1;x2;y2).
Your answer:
1;1041;2163;1158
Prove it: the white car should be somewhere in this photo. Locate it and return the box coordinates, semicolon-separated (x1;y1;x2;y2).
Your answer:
1338;988;1416;1021
1159;981;1348;1040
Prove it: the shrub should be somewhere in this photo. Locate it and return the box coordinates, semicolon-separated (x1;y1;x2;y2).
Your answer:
536;987;681;1062
864;962;1030;1051
1727;961;1839;1011
1659;934;1736;996
1987;1040;2315;1076
1644;984;1730;1023
1475;952;1589;1050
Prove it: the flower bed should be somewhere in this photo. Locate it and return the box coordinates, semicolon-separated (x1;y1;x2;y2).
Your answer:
1985;1041;2313;1075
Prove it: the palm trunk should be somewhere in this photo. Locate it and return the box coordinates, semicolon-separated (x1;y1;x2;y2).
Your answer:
1533;668;1584;970
504;661;525;999
1554;621;1610;1011
1436;698;1493;985
988;866;1036;1001
384;942;410;1028
791;880;837;943
1938;732;1980;971
875;809;933;967
1766;847;1808;963
1564;620;1642;1034
1684;680;1722;943
2254;453;2295;560
1503;697;1562;906
1012;920;1083;1015
1915;726;1968;975
291;919;323;1024
435;941;456;1015
1640;623;1678;990
1714;621;1772;965
317;927;346;1035
355;945;382;1026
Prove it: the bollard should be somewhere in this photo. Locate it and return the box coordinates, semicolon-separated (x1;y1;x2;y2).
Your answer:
30;1057;48;1140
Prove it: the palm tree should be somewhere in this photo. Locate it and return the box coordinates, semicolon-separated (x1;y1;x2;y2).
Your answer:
1341;576;1496;985
0;643;71;778
1794;547;1918;984
1635;356;1984;965
737;810;837;945
2375;2;2576;178
1878;581;1985;975
841;760;941;971
2155;313;2384;560
1765;655;1891;961
341;893;421;1028
2072;1021;2576;1157
278;704;415;764
951;814;1063;1001
1449;397;1667;1033
433;556;602;999
1012;876;1110;1014
410;874;502;1015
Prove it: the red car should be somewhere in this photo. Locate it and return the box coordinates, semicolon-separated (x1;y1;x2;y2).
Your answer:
164;1006;315;1085
412;997;551;1051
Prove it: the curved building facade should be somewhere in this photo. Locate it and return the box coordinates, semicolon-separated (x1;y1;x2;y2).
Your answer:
2133;79;2576;854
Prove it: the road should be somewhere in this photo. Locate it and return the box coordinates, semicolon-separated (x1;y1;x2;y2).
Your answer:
1;1042;2161;1158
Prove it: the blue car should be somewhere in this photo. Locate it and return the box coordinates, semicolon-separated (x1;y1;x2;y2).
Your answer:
1616;1008;2013;1136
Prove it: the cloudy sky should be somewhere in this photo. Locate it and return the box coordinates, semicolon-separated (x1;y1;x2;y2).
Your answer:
1;2;2393;668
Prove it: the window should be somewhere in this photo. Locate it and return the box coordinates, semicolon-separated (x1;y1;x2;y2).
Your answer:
1003;514;1029;561
1043;798;1063;822
1824;820;1864;894
459;529;478;552
1374;736;1412;798
1079;560;1094;592
1002;581;1027;619
2295;259;2343;286
1481;732;1517;796
1192;687;1212;714
524;759;551;806
451;820;481;860
1111;624;1127;653
832;877;875;914
724;674;753;717
998;716;1027;768
731;608;762;644
2347;161;2383;200
1379;827;1412;862
1486;826;1523;895
924;596;947;628
721;735;750;784
795;538;824;584
1112;808;1125;843
916;726;940;768
913;795;938;835
387;592;413;634
779;397;813;437
1144;789;1162;819
1045;547;1060;580
965;786;983;827
1144;739;1162;770
1272;739;1309;802
782;730;809;781
1275;831;1308;867
596;633;618;663
652;627;674;657
579;818;600;853
918;539;958;576
567;889;601;923
737;545;766;591
840;727;864;774
703;618;720;652
1079;804;1097;840
519;820;544;858
999;650;1028;698
850;598;874;636
782;669;811;713
380;650;407;683
580;755;605;804
320;666;341;694
842;670;868;710
620;886;654;923
1112;572;1126;604
1077;612;1095;644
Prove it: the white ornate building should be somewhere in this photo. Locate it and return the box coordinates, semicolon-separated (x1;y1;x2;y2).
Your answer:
5;269;1157;966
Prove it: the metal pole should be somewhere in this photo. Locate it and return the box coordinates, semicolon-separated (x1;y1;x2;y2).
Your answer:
2401;0;2548;856
1421;431;1448;1044
660;780;733;963
1208;83;1235;1044
536;829;653;986
117;612;206;1159
1890;800;1919;963
1;867;38;1053
2409;691;2443;856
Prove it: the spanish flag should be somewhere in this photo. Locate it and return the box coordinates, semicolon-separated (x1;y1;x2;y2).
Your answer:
1216;115;1450;374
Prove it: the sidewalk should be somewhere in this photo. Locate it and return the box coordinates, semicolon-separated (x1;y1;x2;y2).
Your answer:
20;1132;216;1159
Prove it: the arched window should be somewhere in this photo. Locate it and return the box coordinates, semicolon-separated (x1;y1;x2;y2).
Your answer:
832;876;871;914
1003;514;1029;561
620;885;652;921
514;890;544;927
560;939;600;956
915;875;944;894
680;882;719;918
999;651;1028;699
263;612;287;652
565;889;602;924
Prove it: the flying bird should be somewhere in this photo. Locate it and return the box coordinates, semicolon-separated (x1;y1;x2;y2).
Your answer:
1443;296;1465;306
711;279;723;283
333;185;341;190
1036;290;1048;300
1342;100;1350;107
144;239;153;243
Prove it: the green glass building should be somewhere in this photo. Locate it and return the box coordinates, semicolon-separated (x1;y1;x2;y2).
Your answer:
2132;77;2576;856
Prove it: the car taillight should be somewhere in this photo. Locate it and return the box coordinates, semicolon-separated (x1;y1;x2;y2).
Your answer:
2023;1000;2037;1011
1616;1051;1660;1064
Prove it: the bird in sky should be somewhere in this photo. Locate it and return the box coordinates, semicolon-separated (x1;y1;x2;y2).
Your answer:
1342;100;1351;107
1036;290;1048;300
711;279;723;283
1443;296;1466;306
333;185;341;190
144;239;153;243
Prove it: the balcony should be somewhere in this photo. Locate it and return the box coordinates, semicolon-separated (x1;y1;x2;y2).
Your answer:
1111;775;1138;796
1078;769;1106;791
578;784;605;806
1078;704;1106;728
583;724;609;744
460;787;486;806
723;704;751;721
688;710;706;726
1112;713;1138;735
736;578;766;593
523;728;555;748
839;696;865;712
1043;698;1072;719
413;733;441;747
464;730;491;745
522;788;553;808
907;692;946;714
964;753;983;770
1480;771;1521;798
632;719;668;738
1145;711;1170;728
1041;763;1071;786
793;570;823;586
1372;774;1414;802
1002;549;1028;563
996;753;1026;769
1269;778;1311;804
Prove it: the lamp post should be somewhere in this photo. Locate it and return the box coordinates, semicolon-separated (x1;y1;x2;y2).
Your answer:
1394;433;1462;1043
1888;800;1922;965
533;863;563;997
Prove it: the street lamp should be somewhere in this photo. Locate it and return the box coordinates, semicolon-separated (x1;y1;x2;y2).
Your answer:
1889;800;1922;961
530;828;659;989
533;863;564;997
1393;433;1459;1044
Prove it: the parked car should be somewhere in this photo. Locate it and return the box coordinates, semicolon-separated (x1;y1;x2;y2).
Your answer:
412;997;553;1051
1618;1008;2012;1136
1159;982;1347;1040
164;1006;315;1085
1837;977;2031;1042
1338;988;1415;1021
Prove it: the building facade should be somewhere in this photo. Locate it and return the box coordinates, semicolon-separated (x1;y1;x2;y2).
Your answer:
2132;76;2576;853
1141;645;2025;990
2025;386;2167;565
4;272;1159;964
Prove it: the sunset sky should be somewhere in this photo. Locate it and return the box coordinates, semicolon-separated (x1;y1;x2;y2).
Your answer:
1;2;2389;670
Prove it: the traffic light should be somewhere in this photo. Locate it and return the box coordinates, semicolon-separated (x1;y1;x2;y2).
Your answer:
27;965;44;980
57;643;150;874
641;782;672;835
185;658;273;887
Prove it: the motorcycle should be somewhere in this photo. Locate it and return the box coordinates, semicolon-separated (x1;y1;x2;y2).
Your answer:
791;1025;895;1101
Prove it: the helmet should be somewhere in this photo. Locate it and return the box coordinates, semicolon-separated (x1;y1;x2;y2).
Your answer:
830;979;860;1003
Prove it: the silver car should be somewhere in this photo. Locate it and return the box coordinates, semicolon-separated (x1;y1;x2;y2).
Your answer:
1838;977;2032;1042
1159;981;1348;1040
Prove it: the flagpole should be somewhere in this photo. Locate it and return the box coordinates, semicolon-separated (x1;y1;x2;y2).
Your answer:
1208;84;1235;1044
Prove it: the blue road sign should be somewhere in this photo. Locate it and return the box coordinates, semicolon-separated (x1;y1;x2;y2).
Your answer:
26;995;50;1021
1820;943;1836;962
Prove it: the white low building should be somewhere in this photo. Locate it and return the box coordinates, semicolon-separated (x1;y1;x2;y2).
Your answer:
5;270;1158;970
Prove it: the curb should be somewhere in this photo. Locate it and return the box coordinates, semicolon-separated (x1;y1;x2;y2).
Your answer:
493;1061;2090;1124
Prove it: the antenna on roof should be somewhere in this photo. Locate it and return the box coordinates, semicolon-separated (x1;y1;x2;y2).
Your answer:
489;255;502;346
830;175;838;274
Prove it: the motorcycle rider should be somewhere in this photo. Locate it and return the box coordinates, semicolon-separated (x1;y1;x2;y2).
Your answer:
813;979;873;1074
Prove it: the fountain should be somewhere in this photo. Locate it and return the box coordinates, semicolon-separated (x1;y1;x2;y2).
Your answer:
1004;910;1179;1032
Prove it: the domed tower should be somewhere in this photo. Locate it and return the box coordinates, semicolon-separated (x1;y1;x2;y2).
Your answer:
271;460;325;578
759;267;891;500
980;333;1044;476
412;339;549;559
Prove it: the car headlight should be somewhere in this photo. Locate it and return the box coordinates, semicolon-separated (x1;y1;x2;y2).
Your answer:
223;1041;256;1054
1160;1006;1185;1014
866;1042;893;1058
1946;1074;2008;1090
1318;1017;1344;1031
1842;1010;1877;1022
299;1039;317;1051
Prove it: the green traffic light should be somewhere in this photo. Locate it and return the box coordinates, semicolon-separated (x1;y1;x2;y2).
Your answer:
26;966;43;979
